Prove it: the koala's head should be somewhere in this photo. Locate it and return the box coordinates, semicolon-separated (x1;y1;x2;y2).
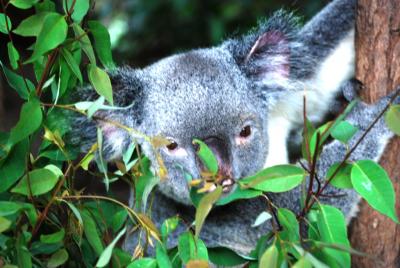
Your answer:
78;11;301;205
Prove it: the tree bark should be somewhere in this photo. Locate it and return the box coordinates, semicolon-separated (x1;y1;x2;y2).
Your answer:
350;0;400;267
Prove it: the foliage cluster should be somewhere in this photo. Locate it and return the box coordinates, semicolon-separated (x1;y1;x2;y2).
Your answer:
1;0;400;267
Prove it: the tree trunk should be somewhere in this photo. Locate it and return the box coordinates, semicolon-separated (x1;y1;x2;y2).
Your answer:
350;0;400;267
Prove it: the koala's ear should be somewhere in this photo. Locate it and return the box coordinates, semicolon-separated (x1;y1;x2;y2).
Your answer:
224;10;299;88
73;67;146;161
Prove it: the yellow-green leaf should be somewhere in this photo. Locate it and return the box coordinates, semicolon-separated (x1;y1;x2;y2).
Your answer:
88;64;113;105
259;244;278;268
195;186;222;238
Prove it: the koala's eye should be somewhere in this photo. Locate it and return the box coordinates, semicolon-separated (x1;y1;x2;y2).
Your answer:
240;125;252;138
166;140;178;151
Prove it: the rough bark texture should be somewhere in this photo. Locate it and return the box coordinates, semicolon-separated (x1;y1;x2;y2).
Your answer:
350;0;400;267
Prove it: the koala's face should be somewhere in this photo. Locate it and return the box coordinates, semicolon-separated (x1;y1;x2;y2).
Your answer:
136;48;269;204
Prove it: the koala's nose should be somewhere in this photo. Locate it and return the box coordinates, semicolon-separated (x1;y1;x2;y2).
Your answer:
198;136;232;178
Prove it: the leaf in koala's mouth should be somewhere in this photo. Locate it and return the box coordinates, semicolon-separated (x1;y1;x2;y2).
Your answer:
193;139;219;175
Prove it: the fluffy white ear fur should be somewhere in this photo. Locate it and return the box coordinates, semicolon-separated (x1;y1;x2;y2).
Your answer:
263;30;355;168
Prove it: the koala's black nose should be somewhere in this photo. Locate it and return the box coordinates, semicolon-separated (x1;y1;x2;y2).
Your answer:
198;136;232;176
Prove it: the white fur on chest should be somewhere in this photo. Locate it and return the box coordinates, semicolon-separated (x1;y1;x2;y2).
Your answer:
264;30;355;167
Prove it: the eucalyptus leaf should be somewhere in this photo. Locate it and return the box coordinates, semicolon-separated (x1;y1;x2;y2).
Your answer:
88;21;115;68
327;162;353;189
0;13;12;34
47;249;68;268
216;186;262;206
0;216;12;233
61;48;83;84
241;165;305;193
12;168;58;196
8;98;42;145
73;23;96;64
330;121;358;143
385;104;400;135
317;205;350;268
88;64;114;105
156;242;172;268
127;258;157;268
193;139;218;175
252;211;272;227
259;244;278;268
27;13;67;63
63;0;89;22
0;61;34;99
81;209;104;255
0;139;29;192
351;160;398;223
178;232;208;264
9;0;38;9
7;42;20;70
95;227;126;267
13;12;49;36
195;186;222;238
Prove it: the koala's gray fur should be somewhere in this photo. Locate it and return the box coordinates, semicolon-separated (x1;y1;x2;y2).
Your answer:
70;0;396;259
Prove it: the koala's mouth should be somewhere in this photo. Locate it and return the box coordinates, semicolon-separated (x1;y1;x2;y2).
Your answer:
206;178;235;194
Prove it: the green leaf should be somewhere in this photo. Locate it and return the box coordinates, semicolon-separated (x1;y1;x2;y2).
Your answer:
252;211;272;227
0;139;29;192
95;227;126;267
293;245;329;268
11;168;59;196
88;64;114;105
317;205;350;268
47;249;68;268
88;21;115;68
72;23;96;64
0;61;34;99
27;13;67;63
330;121;358;143
7;42;20;70
35;0;55;12
178;232;208;264
0;216;12;233
302;118;316;160
385;104;400;135
13;12;49;36
134;158;160;210
0;13;12;34
193;139;218;175
326;162;353;189
277;208;299;242
0;201;21;216
161;216;180;242
17;232;32;268
62;200;82;225
81;209;104;255
64;0;89;22
156;242;172;268
9;0;38;9
351;160;399;223
40;229;65;244
195;186;222;238
259;244;278;268
127;258;157;268
216;186;262;206
61;48;83;84
208;247;249;266
241;165;305;193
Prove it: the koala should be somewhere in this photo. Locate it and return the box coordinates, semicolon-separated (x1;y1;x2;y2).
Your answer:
70;0;392;257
